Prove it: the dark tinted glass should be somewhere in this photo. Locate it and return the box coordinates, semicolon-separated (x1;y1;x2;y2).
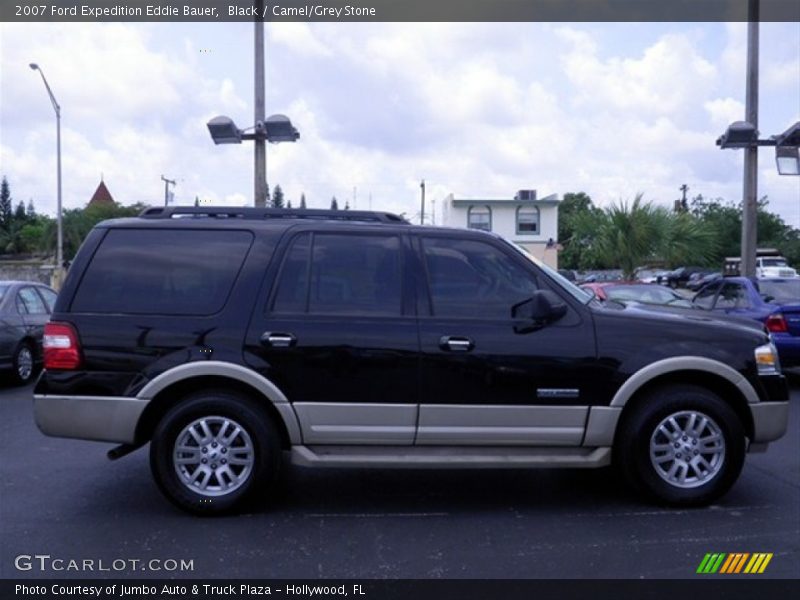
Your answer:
273;233;311;313
423;237;538;318
307;234;402;315
72;229;253;315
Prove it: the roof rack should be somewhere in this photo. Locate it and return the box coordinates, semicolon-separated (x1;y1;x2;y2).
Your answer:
139;206;409;224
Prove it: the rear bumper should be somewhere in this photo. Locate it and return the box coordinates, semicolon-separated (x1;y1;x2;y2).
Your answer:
33;394;147;444
749;401;789;443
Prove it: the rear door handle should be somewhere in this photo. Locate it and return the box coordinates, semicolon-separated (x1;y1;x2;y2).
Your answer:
260;332;297;348
439;336;474;352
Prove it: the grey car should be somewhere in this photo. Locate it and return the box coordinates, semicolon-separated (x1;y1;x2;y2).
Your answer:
0;281;58;384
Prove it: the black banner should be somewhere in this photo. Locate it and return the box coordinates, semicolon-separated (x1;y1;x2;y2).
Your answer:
3;579;800;600
3;0;800;23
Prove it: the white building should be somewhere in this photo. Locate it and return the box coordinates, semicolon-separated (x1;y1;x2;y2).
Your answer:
441;189;561;268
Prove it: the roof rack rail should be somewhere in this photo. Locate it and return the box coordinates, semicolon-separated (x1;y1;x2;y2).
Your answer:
138;206;409;224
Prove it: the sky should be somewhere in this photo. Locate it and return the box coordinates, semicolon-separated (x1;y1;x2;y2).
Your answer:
1;21;798;228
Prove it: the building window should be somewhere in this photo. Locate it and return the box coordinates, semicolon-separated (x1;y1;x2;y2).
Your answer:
467;205;491;231
516;205;539;235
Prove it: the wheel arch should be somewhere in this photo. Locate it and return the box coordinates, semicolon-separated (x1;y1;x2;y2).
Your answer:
610;357;756;442
134;361;301;448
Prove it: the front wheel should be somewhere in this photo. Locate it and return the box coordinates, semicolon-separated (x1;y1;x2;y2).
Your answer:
614;384;745;506
150;391;282;515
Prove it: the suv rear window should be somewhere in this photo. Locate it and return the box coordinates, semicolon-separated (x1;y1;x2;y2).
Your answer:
71;229;253;315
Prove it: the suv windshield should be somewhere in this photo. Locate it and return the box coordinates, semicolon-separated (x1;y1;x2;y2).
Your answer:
507;242;594;304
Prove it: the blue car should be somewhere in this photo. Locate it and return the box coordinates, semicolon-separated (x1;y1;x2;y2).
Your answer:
692;276;800;367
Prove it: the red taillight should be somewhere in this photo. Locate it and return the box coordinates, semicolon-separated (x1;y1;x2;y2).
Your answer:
43;322;82;370
765;313;788;334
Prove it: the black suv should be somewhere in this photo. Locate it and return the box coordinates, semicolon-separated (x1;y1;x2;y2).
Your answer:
34;207;789;514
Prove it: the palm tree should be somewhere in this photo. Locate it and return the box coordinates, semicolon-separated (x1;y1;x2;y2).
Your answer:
594;194;717;280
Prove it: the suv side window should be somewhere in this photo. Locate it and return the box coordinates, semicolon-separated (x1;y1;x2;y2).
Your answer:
422;237;538;318
71;229;253;315
19;287;48;315
273;233;402;316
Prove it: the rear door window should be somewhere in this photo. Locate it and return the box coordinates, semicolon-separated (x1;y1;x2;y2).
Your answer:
19;287;48;315
271;232;403;316
71;229;253;315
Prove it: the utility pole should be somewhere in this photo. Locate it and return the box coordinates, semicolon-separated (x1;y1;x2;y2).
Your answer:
420;179;425;225
254;0;267;207
741;0;759;277
679;184;689;211
161;175;176;206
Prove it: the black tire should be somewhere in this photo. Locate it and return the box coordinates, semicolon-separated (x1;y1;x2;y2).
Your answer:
11;341;36;385
150;390;282;515
614;384;745;507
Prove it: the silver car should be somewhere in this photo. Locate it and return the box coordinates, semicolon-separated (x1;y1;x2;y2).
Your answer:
0;281;58;384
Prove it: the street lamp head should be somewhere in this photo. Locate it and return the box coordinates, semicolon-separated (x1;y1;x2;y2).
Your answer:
29;63;39;70
264;114;300;143
716;121;758;149
774;121;800;176
776;146;800;176
207;115;242;144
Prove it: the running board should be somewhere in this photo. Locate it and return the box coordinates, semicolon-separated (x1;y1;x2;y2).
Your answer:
290;445;611;469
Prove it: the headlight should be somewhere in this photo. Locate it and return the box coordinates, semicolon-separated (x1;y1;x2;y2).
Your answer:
755;342;781;376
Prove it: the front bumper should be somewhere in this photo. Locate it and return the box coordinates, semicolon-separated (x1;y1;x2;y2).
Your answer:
749;401;789;443
33;394;147;444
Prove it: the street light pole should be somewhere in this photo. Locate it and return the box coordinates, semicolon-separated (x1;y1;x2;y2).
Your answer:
254;0;267;207
420;179;425;225
741;0;759;278
29;63;63;282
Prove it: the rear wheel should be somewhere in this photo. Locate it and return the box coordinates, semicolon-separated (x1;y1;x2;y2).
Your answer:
150;391;282;515
614;384;745;506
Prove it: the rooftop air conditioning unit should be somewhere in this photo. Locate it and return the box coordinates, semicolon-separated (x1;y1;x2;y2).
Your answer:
516;190;537;201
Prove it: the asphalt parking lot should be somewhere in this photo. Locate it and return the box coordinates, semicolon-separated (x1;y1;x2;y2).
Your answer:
1;374;798;580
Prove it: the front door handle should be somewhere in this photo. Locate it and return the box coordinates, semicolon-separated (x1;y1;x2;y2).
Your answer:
261;332;297;348
439;336;474;352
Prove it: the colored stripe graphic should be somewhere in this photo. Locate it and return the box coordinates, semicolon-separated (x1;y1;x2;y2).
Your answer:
744;553;774;574
697;553;727;573
698;552;772;574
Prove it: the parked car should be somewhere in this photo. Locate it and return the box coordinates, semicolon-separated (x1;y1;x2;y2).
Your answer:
692;277;800;367
581;282;692;308
686;271;722;292
634;268;670;285
34;206;788;514
664;266;705;289
756;256;798;279
557;269;578;282
0;281;58;384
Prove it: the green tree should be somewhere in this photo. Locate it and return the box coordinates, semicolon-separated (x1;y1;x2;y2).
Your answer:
272;184;285;208
26;199;36;219
593;194;717;280
300;193;307;209
14;200;26;223
287;200;293;209
0;176;13;230
558;192;605;270
330;196;338;210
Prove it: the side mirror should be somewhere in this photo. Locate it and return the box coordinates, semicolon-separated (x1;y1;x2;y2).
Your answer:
512;290;568;333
